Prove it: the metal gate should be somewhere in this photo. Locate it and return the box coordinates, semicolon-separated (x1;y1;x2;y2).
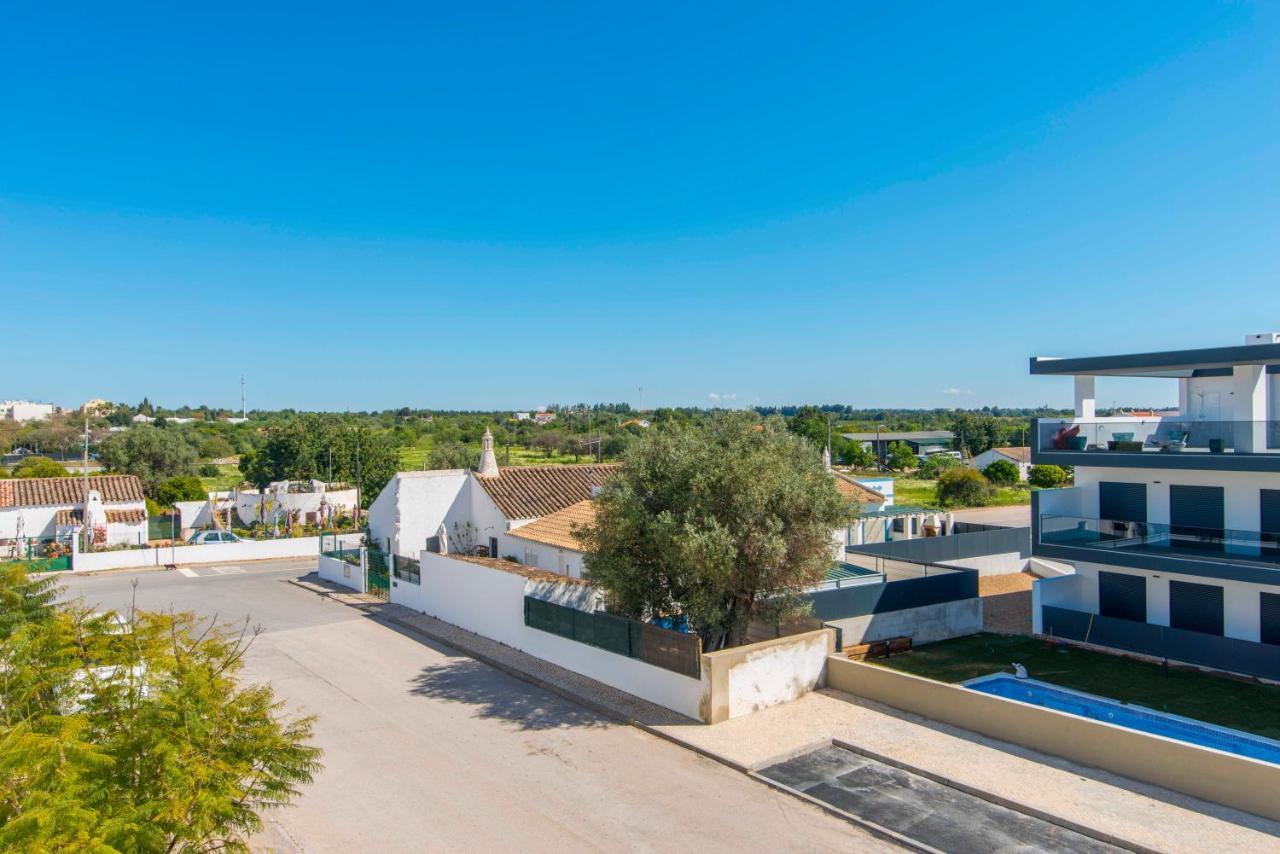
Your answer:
366;548;390;600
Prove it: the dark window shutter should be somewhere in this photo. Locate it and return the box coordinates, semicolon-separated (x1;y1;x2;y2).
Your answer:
1099;482;1147;523
1098;571;1147;622
1169;580;1224;636
1262;490;1280;534
1169;485;1224;532
1262;593;1280;646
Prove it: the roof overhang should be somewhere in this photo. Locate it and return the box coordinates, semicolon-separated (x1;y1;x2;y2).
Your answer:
1030;342;1280;378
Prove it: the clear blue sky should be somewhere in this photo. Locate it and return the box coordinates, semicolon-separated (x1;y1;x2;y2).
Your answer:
3;3;1278;412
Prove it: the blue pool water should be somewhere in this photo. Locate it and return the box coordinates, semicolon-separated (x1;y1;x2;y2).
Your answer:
966;674;1280;765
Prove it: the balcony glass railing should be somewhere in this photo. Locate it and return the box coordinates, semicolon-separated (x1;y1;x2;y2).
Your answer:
1036;419;1280;455
1039;514;1280;569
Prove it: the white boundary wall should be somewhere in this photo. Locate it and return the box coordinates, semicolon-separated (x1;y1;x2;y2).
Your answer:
318;552;366;593
393;551;706;719
71;533;362;572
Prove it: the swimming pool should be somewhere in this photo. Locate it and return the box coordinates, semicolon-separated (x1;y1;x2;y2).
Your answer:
965;674;1280;766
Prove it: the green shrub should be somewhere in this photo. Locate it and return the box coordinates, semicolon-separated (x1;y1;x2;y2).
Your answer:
982;458;1021;486
1028;464;1069;489
12;456;69;478
154;475;207;507
917;454;961;480
199;463;221;478
936;468;993;507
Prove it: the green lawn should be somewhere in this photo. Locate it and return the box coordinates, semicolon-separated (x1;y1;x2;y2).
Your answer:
873;633;1280;739
397;437;605;471
848;472;1031;510
199;464;244;493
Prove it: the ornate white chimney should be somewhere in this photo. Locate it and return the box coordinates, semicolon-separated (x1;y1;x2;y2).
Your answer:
822;444;832;472
476;428;499;477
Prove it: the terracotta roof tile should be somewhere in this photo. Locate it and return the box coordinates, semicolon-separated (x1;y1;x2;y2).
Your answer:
2;475;145;508
991;447;1032;463
832;472;887;504
452;553;589;585
475;464;619;520
56;508;147;526
506;500;596;552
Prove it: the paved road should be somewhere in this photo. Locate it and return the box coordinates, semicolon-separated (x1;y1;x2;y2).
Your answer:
760;746;1121;853
60;561;894;853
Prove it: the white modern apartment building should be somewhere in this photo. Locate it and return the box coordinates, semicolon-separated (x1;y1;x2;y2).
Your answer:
1;400;57;422
1029;333;1280;680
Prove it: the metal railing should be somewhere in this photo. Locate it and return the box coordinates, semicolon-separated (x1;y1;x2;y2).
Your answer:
1039;514;1280;568
1037;418;1280;455
392;554;420;585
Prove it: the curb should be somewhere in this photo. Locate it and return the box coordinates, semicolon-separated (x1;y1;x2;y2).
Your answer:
281;577;1148;852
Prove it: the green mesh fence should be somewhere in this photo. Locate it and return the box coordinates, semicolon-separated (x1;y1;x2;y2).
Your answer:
524;597;700;678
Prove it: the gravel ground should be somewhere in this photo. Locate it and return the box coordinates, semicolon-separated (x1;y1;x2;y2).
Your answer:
979;571;1034;635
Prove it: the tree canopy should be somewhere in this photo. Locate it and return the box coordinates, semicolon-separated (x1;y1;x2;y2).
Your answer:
0;567;321;852
96;425;198;492
580;415;853;650
238;416;398;506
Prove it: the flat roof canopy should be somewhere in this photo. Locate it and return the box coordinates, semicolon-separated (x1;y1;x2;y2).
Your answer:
1030;342;1280;378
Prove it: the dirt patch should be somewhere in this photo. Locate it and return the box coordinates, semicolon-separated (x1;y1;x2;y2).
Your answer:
980;572;1033;635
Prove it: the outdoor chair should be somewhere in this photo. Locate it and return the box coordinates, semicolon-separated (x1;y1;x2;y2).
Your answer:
1145;429;1188;452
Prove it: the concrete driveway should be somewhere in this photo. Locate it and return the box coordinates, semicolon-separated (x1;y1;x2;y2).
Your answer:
59;561;894;853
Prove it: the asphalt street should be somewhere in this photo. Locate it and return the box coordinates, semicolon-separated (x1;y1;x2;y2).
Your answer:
60;561;895;853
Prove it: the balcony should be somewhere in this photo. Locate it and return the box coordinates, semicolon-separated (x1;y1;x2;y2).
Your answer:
1038;513;1280;573
1033;418;1280;472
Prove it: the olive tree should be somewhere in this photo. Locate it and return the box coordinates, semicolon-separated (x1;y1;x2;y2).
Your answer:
580;414;853;650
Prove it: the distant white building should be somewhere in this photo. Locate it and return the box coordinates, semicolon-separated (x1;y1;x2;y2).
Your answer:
1;400;56;422
971;446;1032;481
513;412;532;421
132;413;156;424
533;412;556;425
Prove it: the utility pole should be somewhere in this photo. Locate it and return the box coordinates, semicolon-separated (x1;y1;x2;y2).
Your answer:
82;417;91;553
354;432;362;527
638;386;644;412
240;376;246;421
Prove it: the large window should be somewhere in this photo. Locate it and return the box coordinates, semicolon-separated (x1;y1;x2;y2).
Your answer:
1098;571;1146;622
1169;580;1224;636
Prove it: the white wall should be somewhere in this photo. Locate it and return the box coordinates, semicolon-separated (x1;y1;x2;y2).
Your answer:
393;551;705;719
499;534;587;578
70;532;362;572
940;551;1026;576
724;632;830;719
367;470;470;557
233;486;359;526
318;552;365;592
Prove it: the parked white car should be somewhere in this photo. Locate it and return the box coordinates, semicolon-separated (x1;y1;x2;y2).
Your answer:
187;531;243;545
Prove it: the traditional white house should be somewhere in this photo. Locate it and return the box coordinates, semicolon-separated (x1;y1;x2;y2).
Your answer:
368;428;617;561
970;446;1032;481
501;499;595;578
0;475;148;553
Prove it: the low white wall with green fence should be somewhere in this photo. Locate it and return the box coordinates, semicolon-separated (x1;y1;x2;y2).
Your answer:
70;532;363;573
395;551;708;719
318;549;366;593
